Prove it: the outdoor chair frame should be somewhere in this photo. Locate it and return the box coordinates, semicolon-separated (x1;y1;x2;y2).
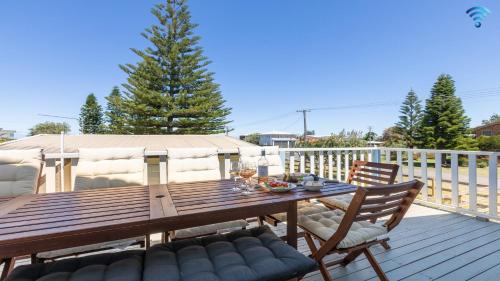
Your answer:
301;180;424;281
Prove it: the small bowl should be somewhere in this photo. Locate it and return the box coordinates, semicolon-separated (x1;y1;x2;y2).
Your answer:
304;181;324;191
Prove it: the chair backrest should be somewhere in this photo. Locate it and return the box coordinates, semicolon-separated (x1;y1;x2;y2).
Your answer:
0;149;43;196
238;146;284;176
314;180;423;259
167;148;221;183
74;147;145;190
347;161;399;186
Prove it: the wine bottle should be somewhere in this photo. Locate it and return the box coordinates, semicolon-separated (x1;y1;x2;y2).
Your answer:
257;150;269;184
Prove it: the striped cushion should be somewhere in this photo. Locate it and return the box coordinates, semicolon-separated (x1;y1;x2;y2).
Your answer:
298;210;387;248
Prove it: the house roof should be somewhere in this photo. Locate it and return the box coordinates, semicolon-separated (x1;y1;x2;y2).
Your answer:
472;120;500;130
0;134;256;153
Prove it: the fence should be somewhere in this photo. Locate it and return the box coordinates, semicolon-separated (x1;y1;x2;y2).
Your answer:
42;146;499;220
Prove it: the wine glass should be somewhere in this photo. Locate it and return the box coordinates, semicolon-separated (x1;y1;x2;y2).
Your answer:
230;161;242;192
239;161;256;195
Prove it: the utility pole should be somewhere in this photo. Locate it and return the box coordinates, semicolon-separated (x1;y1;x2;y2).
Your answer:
296;109;311;141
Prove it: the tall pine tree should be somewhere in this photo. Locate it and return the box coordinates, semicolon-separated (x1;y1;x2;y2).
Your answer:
119;0;231;134
105;86;126;134
419;74;470;149
396;89;422;148
80;93;104;134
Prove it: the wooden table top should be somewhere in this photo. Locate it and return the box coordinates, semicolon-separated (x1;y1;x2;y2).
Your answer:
0;180;357;258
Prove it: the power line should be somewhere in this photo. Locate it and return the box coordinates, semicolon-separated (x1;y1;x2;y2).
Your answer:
38;113;79;121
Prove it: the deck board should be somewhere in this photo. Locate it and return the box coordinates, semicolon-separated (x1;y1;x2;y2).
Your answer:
2;203;500;281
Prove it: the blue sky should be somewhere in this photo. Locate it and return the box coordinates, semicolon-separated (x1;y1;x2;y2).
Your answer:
1;0;499;138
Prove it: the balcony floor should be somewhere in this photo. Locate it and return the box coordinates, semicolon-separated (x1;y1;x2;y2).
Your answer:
293;204;500;281
3;204;500;281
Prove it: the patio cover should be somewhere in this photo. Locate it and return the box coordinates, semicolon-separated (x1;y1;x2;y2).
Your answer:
0;134;256;153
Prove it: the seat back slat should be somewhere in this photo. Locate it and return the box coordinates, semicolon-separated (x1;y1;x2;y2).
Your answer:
347;161;399;186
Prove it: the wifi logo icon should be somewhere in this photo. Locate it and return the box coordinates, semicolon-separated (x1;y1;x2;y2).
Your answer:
466;6;491;28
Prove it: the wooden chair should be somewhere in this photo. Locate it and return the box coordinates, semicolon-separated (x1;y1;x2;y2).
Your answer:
319;161;399;212
319;161;399;250
298;180;424;281
0;149;43;279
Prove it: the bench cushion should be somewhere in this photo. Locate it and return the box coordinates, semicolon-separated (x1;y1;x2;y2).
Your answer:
318;194;354;211
298;211;387;249
174;220;249;239
6;250;144;281
271;201;330;222
144;226;317;281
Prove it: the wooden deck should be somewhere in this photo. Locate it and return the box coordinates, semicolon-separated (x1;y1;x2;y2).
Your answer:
3;204;500;280
293;204;500;281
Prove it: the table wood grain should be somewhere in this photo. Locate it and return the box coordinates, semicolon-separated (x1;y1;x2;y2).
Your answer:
0;180;357;258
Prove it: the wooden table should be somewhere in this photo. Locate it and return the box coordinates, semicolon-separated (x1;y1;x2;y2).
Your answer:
0;180;357;260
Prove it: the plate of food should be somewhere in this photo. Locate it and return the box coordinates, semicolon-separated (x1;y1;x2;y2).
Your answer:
282;173;309;184
261;180;297;192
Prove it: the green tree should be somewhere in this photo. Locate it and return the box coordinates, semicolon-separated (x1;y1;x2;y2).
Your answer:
363;126;377;142
244;133;260;145
29;122;70;136
396;89;422;148
105;86;126;134
119;0;231;134
296;130;366;148
380;126;406;148
477;135;500;151
418;74;471;149
481;113;500;125
79;93;104;134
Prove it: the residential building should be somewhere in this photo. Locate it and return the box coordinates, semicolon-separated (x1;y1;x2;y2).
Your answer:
472;120;500;137
0;128;15;139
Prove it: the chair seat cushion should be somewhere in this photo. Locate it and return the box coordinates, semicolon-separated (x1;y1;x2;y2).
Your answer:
298;211;387;249
319;193;354;210
36;237;144;259
144;226;317;281
7;250;144;281
174;220;249;239
271;201;330;222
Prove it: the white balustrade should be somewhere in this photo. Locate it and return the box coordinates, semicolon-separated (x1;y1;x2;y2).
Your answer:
37;146;500;221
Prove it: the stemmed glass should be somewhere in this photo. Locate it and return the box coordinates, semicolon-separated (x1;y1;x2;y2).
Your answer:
239;161;257;195
230;161;242;192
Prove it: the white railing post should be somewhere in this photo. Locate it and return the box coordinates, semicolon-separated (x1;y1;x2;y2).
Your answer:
309;153;315;174
367;150;373;162
45;158;56;193
435;153;442;204
488;154;498;216
159;155;167;184
352;151;357;163
318;152;324;177
336;152;342;181
408;150;414;180
224;153;231;180
396;150;403;183
360;151;365;161
468;154;477;212
60;133;65;192
300;152;305;173
279;150;286;173
421;152;428;200
451;153;459;207
289;152;295;174
385;149;390;163
327;151;333;180
70;158;78;191
344;151;350;182
143;157;149;185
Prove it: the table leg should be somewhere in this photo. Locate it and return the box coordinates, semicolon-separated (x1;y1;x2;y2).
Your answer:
0;257;15;281
286;201;298;249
